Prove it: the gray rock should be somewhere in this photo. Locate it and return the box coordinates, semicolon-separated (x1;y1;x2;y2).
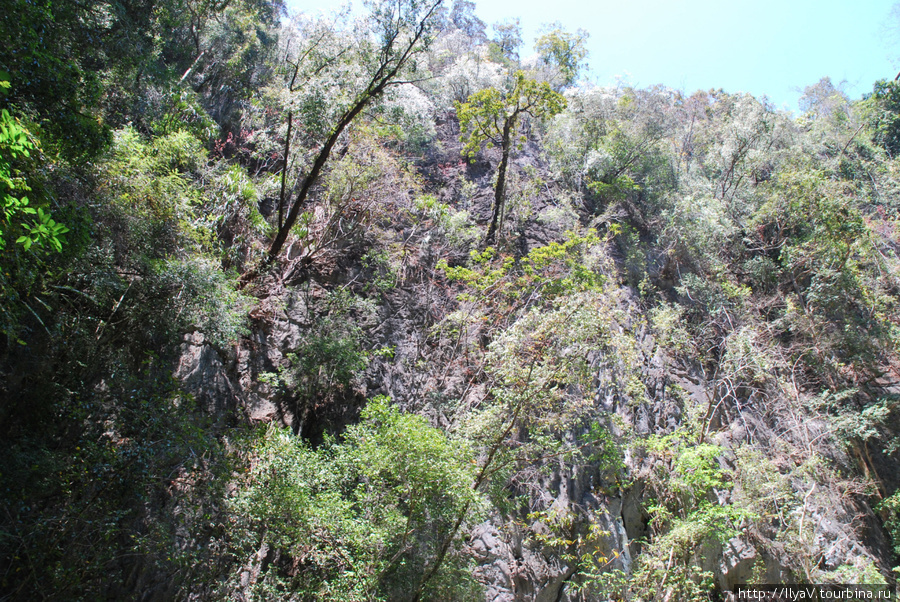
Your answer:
173;331;239;415
718;537;758;591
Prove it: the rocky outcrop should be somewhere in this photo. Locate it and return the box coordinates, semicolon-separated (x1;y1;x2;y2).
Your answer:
170;110;898;601
174;331;241;417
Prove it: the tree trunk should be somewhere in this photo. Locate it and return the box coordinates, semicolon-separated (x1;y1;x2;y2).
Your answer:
266;0;441;263
267;99;370;262
411;372;533;601
278;110;292;230
485;115;515;244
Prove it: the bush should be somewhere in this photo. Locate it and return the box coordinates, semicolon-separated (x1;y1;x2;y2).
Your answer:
226;397;482;601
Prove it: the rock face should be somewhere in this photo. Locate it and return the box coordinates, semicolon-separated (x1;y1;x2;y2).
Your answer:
174;331;240;417
171;111;897;601
467;522;576;602
173;247;893;601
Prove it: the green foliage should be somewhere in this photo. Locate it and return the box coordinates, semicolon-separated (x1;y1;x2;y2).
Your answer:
1;3;287;589
489;18;523;64
799;77;850;126
0;103;78;338
752;169;897;376
7;0;900;597
632;432;753;601
261;290;372;438
285;134;419;262
288;311;367;394
820;391;900;472
102;127;207;234
0;106;69;254
546;86;676;216
227;397;481;600
456;72;566;159
457;88;506;157
15;207;69;253
453;245;633;504
0;109;38;247
264;0;442;259
612;222;649;287
731;445;878;584
642;435;731;520
0;0;111;157
150;88;218;143
868;79;900;157
81;127;253;349
527;506;618;586
375;84;438;153
879;492;900;559
436;231;625;508
412;194;478;249
630;510;722;601
433;225;637;591
534;24;589;88
155;257;251;347
438;230;607;316
649;301;692;353
464;287;634;514
0;365;231;600
585;420;625;472
362;247;399;293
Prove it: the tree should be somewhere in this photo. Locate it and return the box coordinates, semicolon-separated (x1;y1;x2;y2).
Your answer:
0;0;286;157
416;231;626;600
456;71;565;243
0;86;72;338
448;0;486;42
489;18;522;64
534;24;589;89
230;397;481;600
868;79;900;157
799;77;849;123
266;0;444;262
0;0;112;157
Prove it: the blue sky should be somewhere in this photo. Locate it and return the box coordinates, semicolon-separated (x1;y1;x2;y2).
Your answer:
287;0;899;112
